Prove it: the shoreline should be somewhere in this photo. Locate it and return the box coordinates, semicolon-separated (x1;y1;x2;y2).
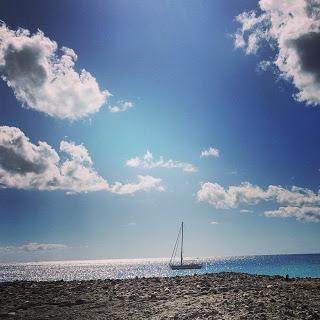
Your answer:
1;272;319;319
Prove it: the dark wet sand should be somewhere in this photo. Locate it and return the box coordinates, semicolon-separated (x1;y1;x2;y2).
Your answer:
0;272;319;319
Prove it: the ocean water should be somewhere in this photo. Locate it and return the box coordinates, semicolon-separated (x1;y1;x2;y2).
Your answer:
0;254;319;282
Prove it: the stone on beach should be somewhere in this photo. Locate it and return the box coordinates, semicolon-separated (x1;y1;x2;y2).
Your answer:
0;272;319;319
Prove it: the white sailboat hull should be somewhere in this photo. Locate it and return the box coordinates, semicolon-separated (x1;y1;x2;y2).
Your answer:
169;222;203;270
170;263;202;270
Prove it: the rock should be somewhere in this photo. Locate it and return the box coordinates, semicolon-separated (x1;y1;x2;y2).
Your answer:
58;301;73;307
7;312;16;316
0;273;319;319
149;293;157;300
75;298;87;304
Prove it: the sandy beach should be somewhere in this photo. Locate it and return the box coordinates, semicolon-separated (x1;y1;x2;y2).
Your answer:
0;272;319;319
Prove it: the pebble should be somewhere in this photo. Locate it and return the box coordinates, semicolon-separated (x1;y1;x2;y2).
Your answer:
0;273;319;319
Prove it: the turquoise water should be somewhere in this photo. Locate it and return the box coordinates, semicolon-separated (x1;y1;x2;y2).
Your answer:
0;254;319;282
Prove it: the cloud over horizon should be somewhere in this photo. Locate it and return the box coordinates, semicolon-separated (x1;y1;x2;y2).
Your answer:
0;126;164;194
234;0;320;106
0;23;110;119
0;242;68;253
197;181;320;222
126;150;197;173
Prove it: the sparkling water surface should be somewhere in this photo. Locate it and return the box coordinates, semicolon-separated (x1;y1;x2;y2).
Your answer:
0;254;319;282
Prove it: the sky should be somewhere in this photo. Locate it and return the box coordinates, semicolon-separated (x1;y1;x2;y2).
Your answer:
0;0;320;262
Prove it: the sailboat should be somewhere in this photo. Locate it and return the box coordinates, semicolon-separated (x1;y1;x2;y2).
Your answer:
169;222;202;270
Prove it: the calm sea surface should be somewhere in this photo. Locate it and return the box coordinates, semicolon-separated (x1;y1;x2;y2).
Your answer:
0;254;319;282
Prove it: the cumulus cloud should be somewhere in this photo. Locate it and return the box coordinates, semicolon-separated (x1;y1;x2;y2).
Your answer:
0;126;108;192
0;126;164;194
126;150;197;173
108;175;164;195
197;181;320;222
0;23;110;119
109;100;134;113
200;147;220;158
234;0;320;106
265;206;320;222
197;182;269;209
265;206;320;223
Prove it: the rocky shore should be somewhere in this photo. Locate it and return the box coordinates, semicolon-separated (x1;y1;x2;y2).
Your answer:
0;272;319;319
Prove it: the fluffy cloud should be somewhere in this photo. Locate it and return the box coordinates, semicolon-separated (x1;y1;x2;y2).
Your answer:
0;126;108;192
108;175;164;195
234;0;320;106
200;147;220;158
197;181;320;222
0;23;110;119
269;185;320;206
0;126;163;194
197;182;269;209
126;150;197;173
109;100;134;113
265;206;320;223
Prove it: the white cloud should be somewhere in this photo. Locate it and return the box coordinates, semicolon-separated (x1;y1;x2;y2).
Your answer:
0;242;68;253
256;60;272;72
234;0;320;106
126;150;197;173
109;100;134;113
197;182;269;209
197;181;320;222
265;206;320;223
240;209;254;213
0;23;110;119
108;175;164;195
0;126;108;192
200;147;220;158
0;126;164;194
209;221;219;225
20;242;68;252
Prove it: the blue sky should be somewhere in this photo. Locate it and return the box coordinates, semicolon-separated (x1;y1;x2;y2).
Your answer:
0;0;319;262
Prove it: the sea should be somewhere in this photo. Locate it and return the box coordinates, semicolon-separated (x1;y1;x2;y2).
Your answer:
0;254;319;282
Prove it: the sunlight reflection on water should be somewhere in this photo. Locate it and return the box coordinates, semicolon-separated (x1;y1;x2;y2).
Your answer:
0;254;319;282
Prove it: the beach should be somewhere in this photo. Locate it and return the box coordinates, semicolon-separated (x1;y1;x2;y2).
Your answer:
0;272;319;319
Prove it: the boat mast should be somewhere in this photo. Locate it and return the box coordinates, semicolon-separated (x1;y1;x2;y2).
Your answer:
180;221;184;265
170;224;181;265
